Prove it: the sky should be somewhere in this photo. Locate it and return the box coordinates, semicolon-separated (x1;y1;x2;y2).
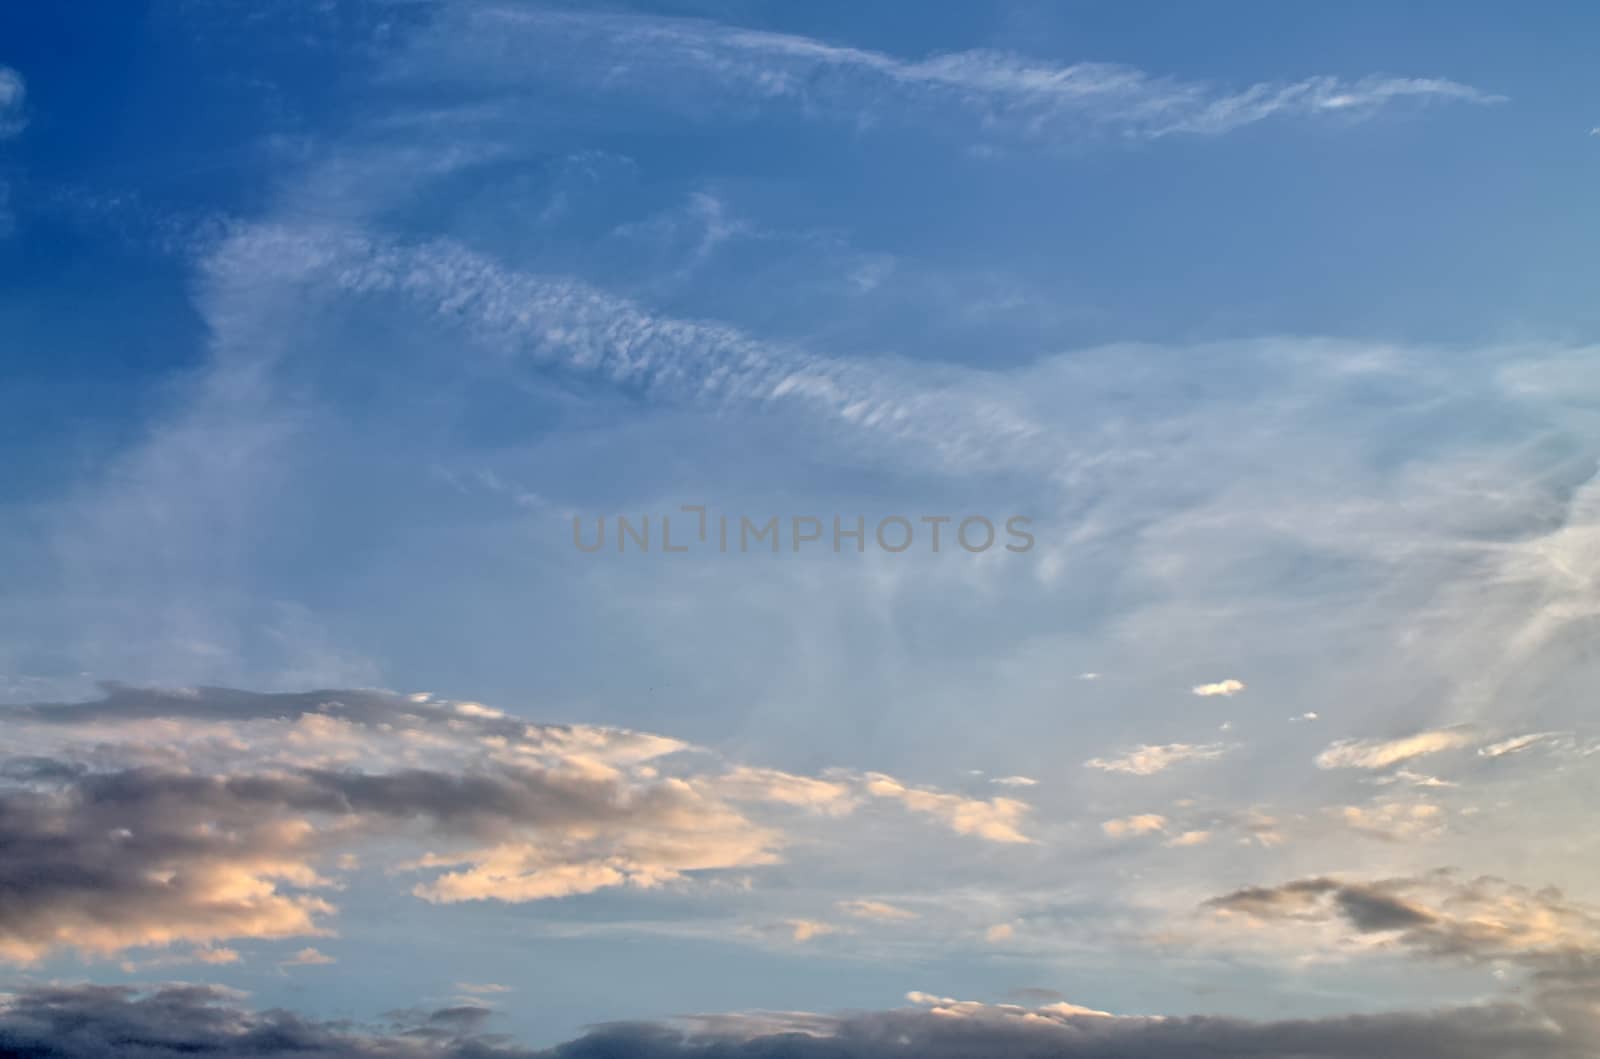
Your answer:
1;2;1599;1056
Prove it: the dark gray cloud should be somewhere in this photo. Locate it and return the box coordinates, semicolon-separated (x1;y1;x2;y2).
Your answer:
0;983;1589;1059
1204;876;1437;932
1203;871;1600;1045
0;983;517;1058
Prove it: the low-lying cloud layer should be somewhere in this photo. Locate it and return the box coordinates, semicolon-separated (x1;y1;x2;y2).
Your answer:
1;978;1594;1059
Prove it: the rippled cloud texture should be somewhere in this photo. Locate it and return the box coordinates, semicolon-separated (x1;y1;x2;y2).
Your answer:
1;0;1597;1053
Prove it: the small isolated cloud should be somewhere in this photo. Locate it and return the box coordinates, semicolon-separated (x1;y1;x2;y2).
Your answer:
1101;814;1168;838
1085;743;1228;776
280;947;335;966
1192;679;1245;698
0;67;24;139
838;899;918;922
1102;814;1211;847
784;919;839;943
1315;727;1477;770
455;982;512;995
1166;830;1212;847
1377;769;1458;789
985;923;1015;944
1479;732;1560;759
991;775;1037;787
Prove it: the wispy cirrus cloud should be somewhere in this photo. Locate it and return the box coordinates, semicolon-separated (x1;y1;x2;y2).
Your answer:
414;7;1503;147
1315;727;1478;770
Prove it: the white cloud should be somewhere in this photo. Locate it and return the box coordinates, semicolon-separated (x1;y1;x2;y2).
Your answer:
862;773;1033;844
1085;743;1228;776
785;918;840;943
1101;814;1168;838
1315;727;1477;770
1166;830;1211;847
1479;732;1560;758
420;9;1503;146
1192;679;1245;697
280;946;335;967
837;899;918;922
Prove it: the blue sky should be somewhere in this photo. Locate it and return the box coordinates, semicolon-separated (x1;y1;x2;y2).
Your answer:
1;4;1599;1057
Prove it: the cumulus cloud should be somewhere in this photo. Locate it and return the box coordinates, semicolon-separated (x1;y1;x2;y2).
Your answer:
1314;726;1478;770
710;767;858;815
280;946;335;966
1191;679;1245;697
1205;871;1600;969
783;918;840;943
861;772;1033;843
1084;743;1228;776
1101;813;1168;838
0;684;1034;961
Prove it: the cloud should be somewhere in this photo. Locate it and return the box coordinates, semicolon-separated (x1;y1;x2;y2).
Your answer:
0;981;1520;1059
0;67;23;139
0;766;336;962
280;946;335;966
0;684;1034;961
710;767;858;815
782;919;840;943
1204;871;1600;967
837;899;918;922
1165;830;1211;847
0;984;508;1059
1191;679;1245;697
9;979;1582;1059
1100;813;1168;838
1333;801;1446;842
1479;732;1561;758
417;8;1503;147
1084;743;1228;776
8;862;1600;1059
1315;726;1478;770
861;772;1033;843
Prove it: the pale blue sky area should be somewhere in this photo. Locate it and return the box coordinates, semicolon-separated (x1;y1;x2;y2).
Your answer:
0;4;1598;1054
